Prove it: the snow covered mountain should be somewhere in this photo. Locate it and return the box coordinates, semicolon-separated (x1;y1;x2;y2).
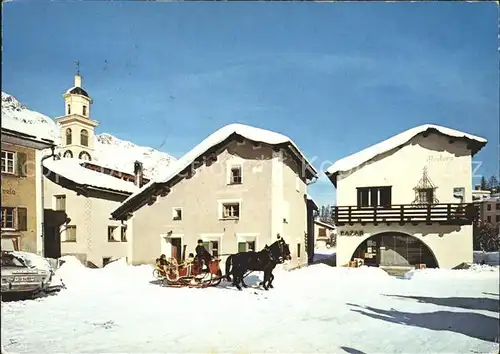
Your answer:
1;92;176;179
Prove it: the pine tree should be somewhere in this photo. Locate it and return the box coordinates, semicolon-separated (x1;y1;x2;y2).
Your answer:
480;176;488;190
488;175;499;193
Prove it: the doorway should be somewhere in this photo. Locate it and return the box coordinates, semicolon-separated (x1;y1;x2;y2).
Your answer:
160;235;183;262
170;237;182;262
351;232;438;268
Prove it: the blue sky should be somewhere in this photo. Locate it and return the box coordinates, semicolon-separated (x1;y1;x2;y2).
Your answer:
2;2;498;207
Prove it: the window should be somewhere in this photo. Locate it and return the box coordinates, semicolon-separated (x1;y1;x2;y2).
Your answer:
172;207;182;220
416;188;435;204
487;216;492;223
297;243;301;259
357;187;392;208
66;128;72;145
55;195;66;211
496;215;500;223
238;240;256;252
203;240;219;257
1;151;15;174
229;166;242;184
83;105;87;116
80;129;89;147
496;203;500;211
63;150;73;158
487;204;492;211
67;104;71;115
1;207;27;230
318;228;327;237
120;226;127;242
79;151;91;161
222;203;240;219
64;225;77;242
1;207;15;229
108;226;118;242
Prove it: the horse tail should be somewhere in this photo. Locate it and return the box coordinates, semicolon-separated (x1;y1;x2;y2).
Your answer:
225;255;233;281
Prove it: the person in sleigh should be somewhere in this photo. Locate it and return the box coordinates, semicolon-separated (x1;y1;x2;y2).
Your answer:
194;239;212;273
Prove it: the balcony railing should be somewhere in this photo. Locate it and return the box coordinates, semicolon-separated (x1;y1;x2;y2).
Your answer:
332;203;478;226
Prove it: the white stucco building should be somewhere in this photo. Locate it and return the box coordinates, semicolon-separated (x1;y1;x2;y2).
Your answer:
325;124;487;269
111;123;319;270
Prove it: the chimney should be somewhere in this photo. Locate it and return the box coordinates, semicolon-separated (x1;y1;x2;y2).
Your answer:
74;74;82;88
133;161;143;187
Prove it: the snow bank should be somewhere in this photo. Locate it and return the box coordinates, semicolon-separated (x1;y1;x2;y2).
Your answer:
326;124;487;177
281;264;390;284
404;264;500;281
315;247;336;255
55;255;155;292
473;251;499;266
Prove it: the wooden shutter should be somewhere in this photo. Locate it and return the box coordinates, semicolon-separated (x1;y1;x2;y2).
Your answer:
17;207;27;231
16;152;27;177
238;242;247;253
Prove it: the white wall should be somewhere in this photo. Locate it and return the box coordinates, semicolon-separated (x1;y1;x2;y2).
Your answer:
44;177;128;267
337;133;473;205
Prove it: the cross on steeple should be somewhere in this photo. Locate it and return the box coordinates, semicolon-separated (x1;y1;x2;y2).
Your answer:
74;60;80;75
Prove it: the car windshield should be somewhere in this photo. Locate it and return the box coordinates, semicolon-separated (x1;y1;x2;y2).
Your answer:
1;253;26;267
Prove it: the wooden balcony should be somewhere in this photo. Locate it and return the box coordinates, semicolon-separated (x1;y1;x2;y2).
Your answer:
332;203;478;226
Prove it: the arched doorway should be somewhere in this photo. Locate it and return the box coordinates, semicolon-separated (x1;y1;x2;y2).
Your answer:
351;232;438;268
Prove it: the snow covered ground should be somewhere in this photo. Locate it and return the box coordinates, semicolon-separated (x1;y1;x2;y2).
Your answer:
2;258;499;354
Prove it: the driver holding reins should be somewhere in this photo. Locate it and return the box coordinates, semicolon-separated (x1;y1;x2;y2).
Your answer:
195;239;213;272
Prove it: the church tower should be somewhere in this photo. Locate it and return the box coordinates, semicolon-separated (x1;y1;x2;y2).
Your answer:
56;68;99;161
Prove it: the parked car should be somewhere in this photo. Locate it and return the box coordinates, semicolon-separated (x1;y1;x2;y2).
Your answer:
1;250;64;298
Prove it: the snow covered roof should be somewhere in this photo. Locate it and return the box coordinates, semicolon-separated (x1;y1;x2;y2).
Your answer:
44;158;139;194
65;86;90;98
314;219;336;229
306;194;319;210
112;123;318;219
325;124;487;185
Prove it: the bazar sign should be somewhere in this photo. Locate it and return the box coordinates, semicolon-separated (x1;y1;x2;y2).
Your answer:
340;230;364;236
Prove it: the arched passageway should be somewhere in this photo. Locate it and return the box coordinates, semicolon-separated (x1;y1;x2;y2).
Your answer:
351;232;438;268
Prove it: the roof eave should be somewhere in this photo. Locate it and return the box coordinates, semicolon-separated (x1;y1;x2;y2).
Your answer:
324;171;338;188
111;182;158;220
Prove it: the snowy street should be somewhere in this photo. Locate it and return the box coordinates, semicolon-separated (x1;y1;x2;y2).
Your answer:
2;258;499;354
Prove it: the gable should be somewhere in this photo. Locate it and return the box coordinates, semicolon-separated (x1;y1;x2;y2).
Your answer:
111;134;313;220
326;125;487;186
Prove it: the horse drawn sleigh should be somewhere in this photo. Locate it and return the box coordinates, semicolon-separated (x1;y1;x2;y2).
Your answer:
153;236;292;290
153;256;224;288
